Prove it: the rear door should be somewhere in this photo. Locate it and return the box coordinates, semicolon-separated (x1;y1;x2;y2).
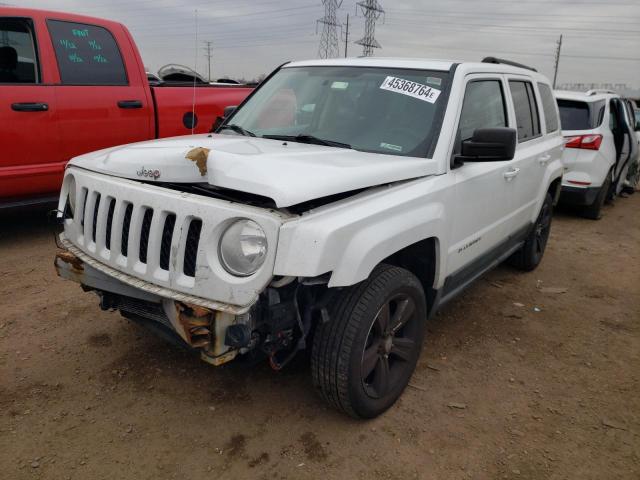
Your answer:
503;77;548;232
447;75;512;281
0;15;60;200
46;19;153;161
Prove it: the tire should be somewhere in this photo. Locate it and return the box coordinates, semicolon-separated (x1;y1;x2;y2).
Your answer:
311;264;427;419
508;192;553;271
582;170;612;220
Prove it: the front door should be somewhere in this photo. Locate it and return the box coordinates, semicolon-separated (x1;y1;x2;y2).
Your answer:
0;16;60;200
447;75;513;287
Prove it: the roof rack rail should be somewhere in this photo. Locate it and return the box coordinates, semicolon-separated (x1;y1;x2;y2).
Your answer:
586;89;616;96
481;56;537;72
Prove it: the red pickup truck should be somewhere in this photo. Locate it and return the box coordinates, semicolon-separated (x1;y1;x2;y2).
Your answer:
0;7;253;207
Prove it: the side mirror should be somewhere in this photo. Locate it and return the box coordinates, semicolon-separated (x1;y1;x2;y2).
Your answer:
459;128;517;162
210;105;238;133
223;105;237;118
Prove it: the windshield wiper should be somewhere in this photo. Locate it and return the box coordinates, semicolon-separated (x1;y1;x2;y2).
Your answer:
262;134;351;149
218;124;256;137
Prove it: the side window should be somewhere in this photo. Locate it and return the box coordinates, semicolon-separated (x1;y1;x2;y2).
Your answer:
537;83;559;133
509;80;541;142
458;80;507;143
47;20;127;85
0;18;39;84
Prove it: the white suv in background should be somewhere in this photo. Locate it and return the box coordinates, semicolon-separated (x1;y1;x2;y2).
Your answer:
555;90;639;219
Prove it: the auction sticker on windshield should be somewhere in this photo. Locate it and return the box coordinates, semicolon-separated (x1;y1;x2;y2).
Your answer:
380;76;441;104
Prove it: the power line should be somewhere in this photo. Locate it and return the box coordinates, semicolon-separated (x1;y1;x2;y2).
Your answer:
356;0;384;57
384;7;640;21
317;0;342;59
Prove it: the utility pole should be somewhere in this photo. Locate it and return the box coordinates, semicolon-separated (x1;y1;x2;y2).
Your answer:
317;0;342;59
203;41;213;81
553;34;563;89
355;0;384;57
343;14;350;58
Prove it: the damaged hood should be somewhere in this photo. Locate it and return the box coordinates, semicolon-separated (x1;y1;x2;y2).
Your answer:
69;134;439;207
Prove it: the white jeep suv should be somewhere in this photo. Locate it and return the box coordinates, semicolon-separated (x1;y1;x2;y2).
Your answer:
55;57;563;418
555;90;639;218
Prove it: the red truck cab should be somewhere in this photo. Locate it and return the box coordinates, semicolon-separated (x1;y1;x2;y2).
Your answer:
0;7;252;207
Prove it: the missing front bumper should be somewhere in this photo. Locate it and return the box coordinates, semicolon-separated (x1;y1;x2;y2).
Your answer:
54;248;246;366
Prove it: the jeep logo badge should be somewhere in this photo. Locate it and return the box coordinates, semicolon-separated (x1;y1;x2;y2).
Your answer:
136;167;161;180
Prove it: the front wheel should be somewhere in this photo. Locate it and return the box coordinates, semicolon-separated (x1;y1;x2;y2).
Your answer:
508;192;553;271
311;264;427;419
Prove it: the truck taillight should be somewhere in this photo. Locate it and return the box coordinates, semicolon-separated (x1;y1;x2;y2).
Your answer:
564;134;603;150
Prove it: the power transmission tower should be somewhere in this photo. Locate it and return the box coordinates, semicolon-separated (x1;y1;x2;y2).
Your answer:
317;0;342;59
203;41;213;81
355;0;384;57
552;34;563;89
343;14;350;58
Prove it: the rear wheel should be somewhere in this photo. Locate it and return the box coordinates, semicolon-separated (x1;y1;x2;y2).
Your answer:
508;192;553;271
582;169;612;220
311;264;427;419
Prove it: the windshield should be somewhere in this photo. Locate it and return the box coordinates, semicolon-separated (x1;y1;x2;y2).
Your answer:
557;99;605;130
223;66;450;157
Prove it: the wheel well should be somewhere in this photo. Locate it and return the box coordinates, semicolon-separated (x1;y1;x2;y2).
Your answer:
549;177;562;205
381;237;438;314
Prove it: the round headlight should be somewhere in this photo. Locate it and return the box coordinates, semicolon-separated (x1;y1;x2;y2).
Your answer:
219;219;268;276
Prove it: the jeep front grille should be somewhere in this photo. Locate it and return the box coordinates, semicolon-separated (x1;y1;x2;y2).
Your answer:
74;188;203;278
61;168;282;308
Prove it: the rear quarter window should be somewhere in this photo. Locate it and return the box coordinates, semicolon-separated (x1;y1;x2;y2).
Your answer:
537;83;559;133
47;20;127;85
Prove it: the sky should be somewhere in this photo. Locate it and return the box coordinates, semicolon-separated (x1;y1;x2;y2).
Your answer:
12;0;640;90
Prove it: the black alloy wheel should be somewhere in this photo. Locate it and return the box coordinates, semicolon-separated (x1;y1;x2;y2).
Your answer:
361;293;419;399
311;264;427;418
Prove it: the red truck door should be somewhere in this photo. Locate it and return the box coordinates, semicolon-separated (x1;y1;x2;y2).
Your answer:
46;19;153;161
0;16;61;201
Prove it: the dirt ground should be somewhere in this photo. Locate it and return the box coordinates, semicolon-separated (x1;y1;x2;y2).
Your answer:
1;195;639;480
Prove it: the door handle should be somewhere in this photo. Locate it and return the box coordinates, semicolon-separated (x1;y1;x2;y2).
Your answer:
538;154;552;165
11;102;49;112
503;167;520;180
117;100;143;109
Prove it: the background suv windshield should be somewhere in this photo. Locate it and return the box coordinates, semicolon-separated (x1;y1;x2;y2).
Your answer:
226;66;450;157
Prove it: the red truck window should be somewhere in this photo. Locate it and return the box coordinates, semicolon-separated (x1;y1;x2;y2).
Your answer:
0;18;39;84
46;19;127;85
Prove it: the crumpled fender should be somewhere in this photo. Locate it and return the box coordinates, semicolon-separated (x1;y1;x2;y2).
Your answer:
274;178;450;288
